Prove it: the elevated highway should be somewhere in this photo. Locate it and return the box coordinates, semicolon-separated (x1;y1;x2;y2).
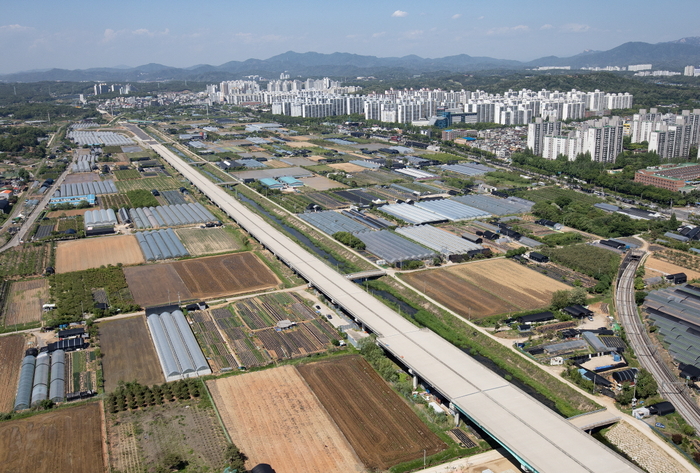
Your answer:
134;126;640;472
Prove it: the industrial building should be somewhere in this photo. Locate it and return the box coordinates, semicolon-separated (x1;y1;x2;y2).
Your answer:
634;163;700;192
147;310;212;382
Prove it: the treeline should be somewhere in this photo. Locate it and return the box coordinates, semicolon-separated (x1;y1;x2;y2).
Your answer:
538;244;621;292
0;126;46;153
0;103;97;120
511;151;693;205
333;231;366;250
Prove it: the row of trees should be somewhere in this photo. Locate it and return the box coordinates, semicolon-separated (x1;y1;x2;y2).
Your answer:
332;231;366;250
106;380;201;413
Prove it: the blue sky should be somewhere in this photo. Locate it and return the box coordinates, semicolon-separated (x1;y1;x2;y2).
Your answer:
1;0;699;74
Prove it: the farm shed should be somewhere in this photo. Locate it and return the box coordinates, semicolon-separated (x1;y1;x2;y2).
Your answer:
680;364;700;380
666;273;688;284
519;236;543;248
58;327;85;339
298;210;370;235
335;189;382;206
461;232;483;244
518;312;555;325
278;176;303;187
47;337;88;352
413;199;490;221
14;355;36;410
31;352;50;406
396;225;485;256
49;350;65;403
441;162;495;176
612;368;638;385
582;332;618;354
341;209;392;230
648;401;675;416
562;305;594;319
378;203;448;225
147;310;212;382
135;229;190;261
528;252;549;263
452;194;533;215
355;230;436;264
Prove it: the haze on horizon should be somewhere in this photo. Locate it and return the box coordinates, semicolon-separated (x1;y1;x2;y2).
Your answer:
1;0;699;75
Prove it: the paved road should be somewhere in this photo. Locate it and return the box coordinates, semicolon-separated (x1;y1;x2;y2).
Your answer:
130;127;641;472
615;251;700;431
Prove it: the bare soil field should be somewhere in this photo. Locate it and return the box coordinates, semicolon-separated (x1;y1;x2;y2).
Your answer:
108;402;228;473
125;252;277;306
298;356;446;470
0;403;105;473
124;264;193;307
329;162;367;173
402;258;570;319
99;315;164;392
55;235;145;273
645;256;700;280
208;365;365;473
299;175;347;191
3;279;48;326
0;334;26;411
64;173;100;184
173;252;279;300
175;227;241;256
47;208;92;218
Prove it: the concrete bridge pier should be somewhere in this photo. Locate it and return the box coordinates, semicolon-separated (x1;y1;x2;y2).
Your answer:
454;411;460;427
412;374;418;390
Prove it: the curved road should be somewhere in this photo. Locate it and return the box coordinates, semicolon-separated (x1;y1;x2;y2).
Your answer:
616;252;700;431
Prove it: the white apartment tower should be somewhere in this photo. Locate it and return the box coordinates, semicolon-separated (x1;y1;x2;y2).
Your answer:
527;118;562;155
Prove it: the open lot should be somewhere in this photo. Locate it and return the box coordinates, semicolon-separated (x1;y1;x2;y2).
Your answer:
0;403;105;473
55;235;145;273
64;173;100;184
329;162;367;173
402;258;570;319
208;365;364;473
298;356;446;470
0;334;25;412
299;175;346;191
175;227;241;256
99;315;164;392
47;208;91;218
108;402;228;473
3;278;48;326
124;252;278;306
115;176;181;192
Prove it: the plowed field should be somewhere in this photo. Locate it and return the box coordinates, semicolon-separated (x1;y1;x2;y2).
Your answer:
0;334;25;412
208;366;364;473
0;403;105;472
402;258;570;319
298;356;446;470
3;279;48;326
175;227;241;256
55;235;145;273
99;315;164;392
125;252;278;306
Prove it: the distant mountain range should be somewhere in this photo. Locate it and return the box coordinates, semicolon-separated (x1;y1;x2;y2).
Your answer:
3;37;700;83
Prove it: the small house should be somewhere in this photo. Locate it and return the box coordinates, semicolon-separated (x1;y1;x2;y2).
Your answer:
518;311;554;325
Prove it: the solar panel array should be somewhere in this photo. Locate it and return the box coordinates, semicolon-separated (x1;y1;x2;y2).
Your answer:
396;225;484;255
68;131;135;146
355;229;436;264
452;194;534;216
128;203;216;229
441;162;495;176
54;180;117;197
147;310;212;382
298;210;370;235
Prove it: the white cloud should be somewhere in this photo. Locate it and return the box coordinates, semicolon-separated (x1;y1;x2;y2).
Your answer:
451;14;462;20
561;23;590;33
133;28;169;37
0;24;33;33
540;24;554;30
103;28;117;42
486;25;529;35
402;29;424;39
392;10;408;18
372;31;387;38
478;16;485;20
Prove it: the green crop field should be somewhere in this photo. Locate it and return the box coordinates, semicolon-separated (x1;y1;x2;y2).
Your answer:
113;169;141;180
515;187;604;206
115;176;182;192
0;244;52;278
100;194;131;210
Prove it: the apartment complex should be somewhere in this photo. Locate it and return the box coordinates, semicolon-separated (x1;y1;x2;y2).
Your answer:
631;108;700;159
528;117;624;163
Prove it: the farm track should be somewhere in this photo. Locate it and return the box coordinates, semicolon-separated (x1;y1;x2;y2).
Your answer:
616;252;700;432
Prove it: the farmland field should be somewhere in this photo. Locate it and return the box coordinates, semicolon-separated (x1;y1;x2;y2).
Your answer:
108;402;228;473
0;244;52;278
55;235;145;273
190;310;237;371
115;176;181;192
515;187;604;206
124;264;193;307
175;227;241;256
113;169;141;180
3;279;48;326
47;208;91;218
99;193;131;210
401;258;570;319
298;356;446;470
0;403;105;473
0;334;25;411
99;315;164;392
210;307;269;368
208;365;364;473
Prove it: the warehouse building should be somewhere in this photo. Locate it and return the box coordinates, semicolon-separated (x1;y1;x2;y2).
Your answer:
147;310;211;382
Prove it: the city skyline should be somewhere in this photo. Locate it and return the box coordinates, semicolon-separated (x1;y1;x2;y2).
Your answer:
2;0;700;75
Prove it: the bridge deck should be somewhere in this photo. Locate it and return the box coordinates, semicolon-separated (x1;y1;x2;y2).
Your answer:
146;138;641;473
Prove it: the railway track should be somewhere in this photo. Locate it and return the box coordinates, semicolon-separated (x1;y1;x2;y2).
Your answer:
615;252;700;431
